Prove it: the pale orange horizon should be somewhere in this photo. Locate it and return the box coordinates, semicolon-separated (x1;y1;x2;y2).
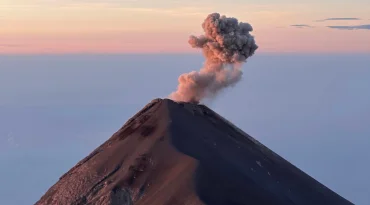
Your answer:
1;1;370;54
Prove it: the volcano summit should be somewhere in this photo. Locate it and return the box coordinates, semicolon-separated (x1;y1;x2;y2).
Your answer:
36;99;353;205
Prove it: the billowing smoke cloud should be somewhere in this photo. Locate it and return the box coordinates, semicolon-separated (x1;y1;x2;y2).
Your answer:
169;13;258;103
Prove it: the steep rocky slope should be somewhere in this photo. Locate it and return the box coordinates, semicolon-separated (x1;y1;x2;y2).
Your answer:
35;99;353;205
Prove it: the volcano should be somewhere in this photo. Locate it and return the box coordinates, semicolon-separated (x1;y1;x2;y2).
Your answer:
35;98;353;205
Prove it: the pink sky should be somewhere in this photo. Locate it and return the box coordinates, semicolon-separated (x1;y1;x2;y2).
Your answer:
1;1;370;54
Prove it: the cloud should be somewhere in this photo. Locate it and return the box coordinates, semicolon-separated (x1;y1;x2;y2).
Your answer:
0;1;208;17
316;18;361;22
327;24;370;30
7;132;19;148
0;44;23;48
290;24;312;28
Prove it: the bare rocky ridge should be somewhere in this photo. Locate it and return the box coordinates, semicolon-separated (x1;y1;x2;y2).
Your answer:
35;98;353;205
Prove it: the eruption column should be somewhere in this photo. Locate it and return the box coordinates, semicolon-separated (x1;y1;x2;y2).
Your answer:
169;13;258;103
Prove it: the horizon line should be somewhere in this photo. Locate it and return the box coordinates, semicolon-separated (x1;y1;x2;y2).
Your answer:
1;51;370;56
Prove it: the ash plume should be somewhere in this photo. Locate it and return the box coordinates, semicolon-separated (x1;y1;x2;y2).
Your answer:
169;13;258;103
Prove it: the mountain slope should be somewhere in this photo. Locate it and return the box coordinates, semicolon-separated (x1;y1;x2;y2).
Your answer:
35;98;353;205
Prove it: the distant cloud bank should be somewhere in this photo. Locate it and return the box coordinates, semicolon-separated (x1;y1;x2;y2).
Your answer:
290;24;312;28
316;18;361;22
327;25;370;30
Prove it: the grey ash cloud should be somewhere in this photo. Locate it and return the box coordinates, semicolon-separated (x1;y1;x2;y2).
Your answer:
327;24;370;30
316;18;361;22
169;13;258;103
290;24;312;28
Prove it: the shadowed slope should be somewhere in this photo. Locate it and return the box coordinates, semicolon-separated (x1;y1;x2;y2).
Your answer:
35;99;353;205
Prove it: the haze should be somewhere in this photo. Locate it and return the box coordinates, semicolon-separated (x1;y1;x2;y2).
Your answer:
1;54;369;204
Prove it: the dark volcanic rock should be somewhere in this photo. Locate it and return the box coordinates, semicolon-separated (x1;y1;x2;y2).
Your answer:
35;98;353;205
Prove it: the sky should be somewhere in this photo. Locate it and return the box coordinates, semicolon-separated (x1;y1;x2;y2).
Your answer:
1;0;370;54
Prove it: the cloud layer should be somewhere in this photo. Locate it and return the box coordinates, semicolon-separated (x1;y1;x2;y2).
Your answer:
316;18;361;22
0;44;22;48
327;25;370;30
290;24;312;28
